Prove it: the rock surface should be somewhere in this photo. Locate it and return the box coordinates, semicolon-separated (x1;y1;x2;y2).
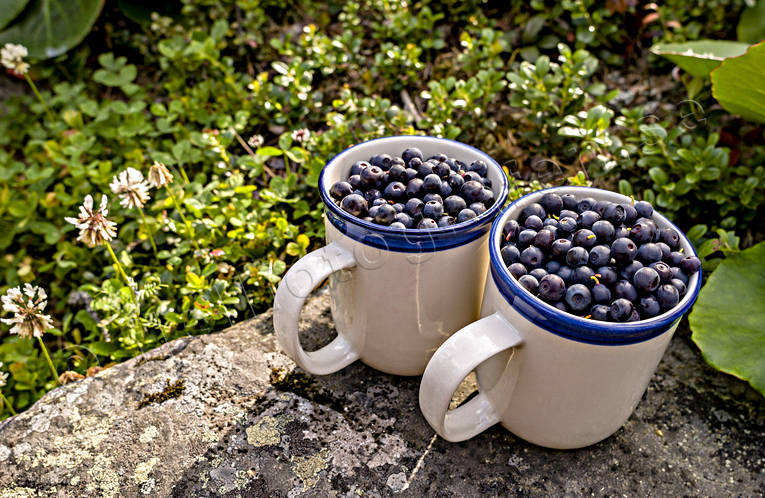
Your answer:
1;291;763;497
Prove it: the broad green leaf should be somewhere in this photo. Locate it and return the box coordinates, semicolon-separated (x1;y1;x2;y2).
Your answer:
0;0;104;59
0;0;30;31
737;1;765;44
689;241;765;396
711;41;765;123
650;40;750;78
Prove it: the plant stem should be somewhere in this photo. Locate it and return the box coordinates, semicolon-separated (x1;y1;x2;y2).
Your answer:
165;187;201;251
37;337;59;385
24;74;55;123
1;393;16;416
137;206;159;262
103;242;146;333
177;164;190;185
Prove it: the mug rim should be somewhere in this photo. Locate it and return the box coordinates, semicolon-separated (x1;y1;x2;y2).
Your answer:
318;135;510;252
488;186;702;345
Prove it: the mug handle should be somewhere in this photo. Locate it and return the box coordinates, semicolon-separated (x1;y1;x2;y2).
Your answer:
419;312;523;442
274;241;360;375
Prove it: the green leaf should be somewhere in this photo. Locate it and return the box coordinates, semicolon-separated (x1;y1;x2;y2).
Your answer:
711;41;765;124
650;40;750;78
737;1;765;44
0;0;30;31
690;241;765;396
0;0;105;59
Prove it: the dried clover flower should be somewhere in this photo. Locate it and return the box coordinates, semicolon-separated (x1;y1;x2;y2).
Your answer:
147;161;174;188
110;167;151;208
1;284;53;339
65;195;118;247
1;43;29;75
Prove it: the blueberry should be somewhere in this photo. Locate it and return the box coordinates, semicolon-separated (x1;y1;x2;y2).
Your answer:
423;193;443;204
633;267;660;293
628;221;653;244
518;275;539;293
392;203;404;213
540;193;563;215
330;181;353;200
348;174;363;190
461;181;485;203
508;262;527;279
592;200;611;217
389;222;406;229
467;160;488;176
553;301;568;312
659;228;680;249
404;198;424;218
638;296;661;318
521;203;546;221
590;304;610;321
417;218;438;229
591;284;611;304
573;229;598;249
657;284;680;309
340;194;368;217
470;202;487;215
634;200;653;218
558;217;578;234
407;157;423;171
561;194;578;211
614;226;630;239
577;197;597;213
501;244;521;265
418;161;435;178
405;178;424;197
545;260;562;274
402;148;423;164
611;237;638;264
373;204;396;225
627;308;641;322
656;242;671;260
610;298;634;322
551;238;573;259
565;284;592;312
521;246;545;268
360;166;384;188
423;174;442;193
592;220;615;243
423;201;443;219
572;266;596;287
482;177;492;189
538;274;566;302
566;246;589;266
383;181;406;201
403;167;418;181
368;205;380;220
559;209;579;221
437;215;456;227
447;173;465;191
479;188;495;206
440;195;465;216
462;171;482;183
649;261;672;282
556;265;574;285
395;212;413;228
588;245;611;266
620;260;643;281
525;215;544;231
372;198;388;207
637;243;662;264
446;158;461;172
430;153;448;163
578;210;601;229
603;203;626;225
623;204;638;225
440;181;453;197
534;229;556;250
530;268;548;281
597;266;618;286
614;280;638;302
670;267;688;285
363;189;382;203
543;218;559;228
388;164;406;181
670;278;687;298
502;219;521;241
680;256;701;274
369;153;392;170
350;161;370;176
457;208;478;223
433;162;451;178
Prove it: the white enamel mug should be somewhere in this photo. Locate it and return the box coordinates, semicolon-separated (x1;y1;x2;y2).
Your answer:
273;136;509;376
419;186;701;449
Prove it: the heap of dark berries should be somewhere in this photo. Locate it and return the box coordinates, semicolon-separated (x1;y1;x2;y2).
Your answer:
501;192;701;322
329;147;495;229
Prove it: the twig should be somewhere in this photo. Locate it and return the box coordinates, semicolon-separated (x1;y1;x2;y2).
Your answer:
401;89;424;122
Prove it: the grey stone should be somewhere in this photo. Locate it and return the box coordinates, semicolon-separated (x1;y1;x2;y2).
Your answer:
0;291;763;497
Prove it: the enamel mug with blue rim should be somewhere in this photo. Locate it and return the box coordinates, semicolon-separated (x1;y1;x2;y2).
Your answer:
418;186;701;449
273;136;509;376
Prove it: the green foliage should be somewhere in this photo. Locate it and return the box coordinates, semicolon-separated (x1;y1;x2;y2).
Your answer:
689;241;765;396
736;0;765;44
711;41;765;123
649;40;750;78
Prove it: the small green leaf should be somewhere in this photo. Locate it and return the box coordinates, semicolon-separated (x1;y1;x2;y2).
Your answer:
690;241;765;396
650;40;750;78
257;146;283;157
0;0;30;31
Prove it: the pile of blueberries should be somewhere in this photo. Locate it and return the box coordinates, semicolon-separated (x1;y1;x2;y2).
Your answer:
329;147;495;229
502;192;701;322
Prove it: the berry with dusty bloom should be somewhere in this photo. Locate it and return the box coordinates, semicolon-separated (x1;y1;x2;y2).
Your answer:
110;167;150;208
247;134;264;148
0;362;8;388
1;43;29;75
148;161;174;188
65;194;118;247
291;128;310;144
1;284;53;339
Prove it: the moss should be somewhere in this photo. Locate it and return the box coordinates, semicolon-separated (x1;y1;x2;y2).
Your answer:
138;379;186;409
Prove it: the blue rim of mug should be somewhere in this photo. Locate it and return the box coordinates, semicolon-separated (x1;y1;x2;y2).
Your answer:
488;186;702;346
319;136;510;252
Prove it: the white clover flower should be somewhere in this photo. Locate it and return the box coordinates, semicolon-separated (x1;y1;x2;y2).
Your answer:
291;128;310;144
247;134;264;148
147;161;174;188
1;43;29;75
0;284;53;339
0;362;8;388
65;194;118;247
109;167;151;209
